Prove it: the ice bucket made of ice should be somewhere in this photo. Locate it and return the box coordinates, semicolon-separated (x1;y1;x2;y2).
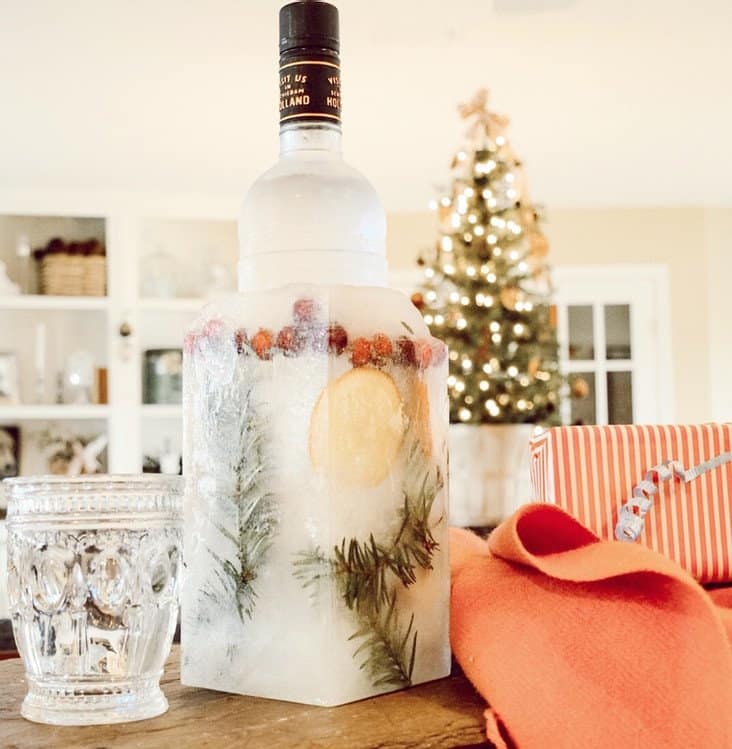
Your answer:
182;285;451;706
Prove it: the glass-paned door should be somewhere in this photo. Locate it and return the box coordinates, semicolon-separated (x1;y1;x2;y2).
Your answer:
388;264;673;426
553;265;673;426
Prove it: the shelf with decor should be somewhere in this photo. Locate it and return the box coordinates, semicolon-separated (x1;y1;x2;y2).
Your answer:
0;194;244;477
0;211;110;478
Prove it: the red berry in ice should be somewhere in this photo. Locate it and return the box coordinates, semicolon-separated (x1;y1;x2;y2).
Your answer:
394;336;416;367
327;324;348;355
276;325;303;355
351;337;372;367
372;333;393;362
293;298;319;323
202;318;225;339
251;329;274;360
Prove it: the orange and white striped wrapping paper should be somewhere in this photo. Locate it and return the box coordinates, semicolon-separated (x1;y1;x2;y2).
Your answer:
529;424;732;582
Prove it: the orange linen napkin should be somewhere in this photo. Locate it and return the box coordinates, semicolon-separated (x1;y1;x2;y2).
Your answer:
450;503;732;749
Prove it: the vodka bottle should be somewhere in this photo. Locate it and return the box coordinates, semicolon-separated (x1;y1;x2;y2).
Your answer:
182;1;450;706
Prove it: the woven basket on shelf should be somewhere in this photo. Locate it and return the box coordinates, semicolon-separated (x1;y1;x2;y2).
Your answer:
39;253;107;297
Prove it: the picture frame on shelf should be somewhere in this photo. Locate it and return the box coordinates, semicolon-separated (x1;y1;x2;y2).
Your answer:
143;349;183;405
0;354;20;405
0;426;21;487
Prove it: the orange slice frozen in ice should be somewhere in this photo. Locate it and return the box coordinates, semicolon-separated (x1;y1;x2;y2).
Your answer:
309;368;405;488
410;380;433;459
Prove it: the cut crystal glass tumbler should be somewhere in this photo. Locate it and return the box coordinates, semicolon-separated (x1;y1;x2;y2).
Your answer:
5;475;183;725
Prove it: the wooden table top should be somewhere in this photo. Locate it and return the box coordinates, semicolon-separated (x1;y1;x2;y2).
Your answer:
0;646;488;748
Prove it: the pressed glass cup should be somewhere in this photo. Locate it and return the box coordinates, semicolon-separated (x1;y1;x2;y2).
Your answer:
5;475;183;725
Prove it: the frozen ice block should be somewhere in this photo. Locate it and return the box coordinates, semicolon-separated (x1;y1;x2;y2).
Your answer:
181;285;450;705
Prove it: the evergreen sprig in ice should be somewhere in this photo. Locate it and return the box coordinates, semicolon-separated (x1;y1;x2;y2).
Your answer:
414;89;563;425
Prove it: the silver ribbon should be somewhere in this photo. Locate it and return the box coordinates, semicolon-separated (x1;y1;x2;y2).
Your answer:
615;452;732;542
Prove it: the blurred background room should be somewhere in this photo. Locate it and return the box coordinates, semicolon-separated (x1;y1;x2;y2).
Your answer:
0;0;730;631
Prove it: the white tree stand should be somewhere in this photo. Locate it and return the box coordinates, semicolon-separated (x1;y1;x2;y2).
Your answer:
449;423;535;527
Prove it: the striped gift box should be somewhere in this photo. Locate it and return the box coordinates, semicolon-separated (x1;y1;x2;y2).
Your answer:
530;424;732;582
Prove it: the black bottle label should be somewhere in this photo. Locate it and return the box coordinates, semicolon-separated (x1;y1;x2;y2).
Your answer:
279;60;341;124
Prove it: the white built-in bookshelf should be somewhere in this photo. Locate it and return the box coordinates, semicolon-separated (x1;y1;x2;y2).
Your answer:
0;190;241;476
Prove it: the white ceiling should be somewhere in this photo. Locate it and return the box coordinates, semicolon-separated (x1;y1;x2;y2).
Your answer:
1;0;731;211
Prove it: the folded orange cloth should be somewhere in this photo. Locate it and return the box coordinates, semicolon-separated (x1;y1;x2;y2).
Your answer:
450;503;732;749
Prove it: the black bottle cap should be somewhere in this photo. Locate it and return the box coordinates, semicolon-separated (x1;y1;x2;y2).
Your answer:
279;1;340;55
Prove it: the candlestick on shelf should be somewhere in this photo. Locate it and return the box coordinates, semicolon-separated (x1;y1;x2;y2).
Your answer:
16;235;33;295
34;322;46;404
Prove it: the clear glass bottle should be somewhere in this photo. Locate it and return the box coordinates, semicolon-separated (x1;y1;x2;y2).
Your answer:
238;123;387;290
182;1;450;706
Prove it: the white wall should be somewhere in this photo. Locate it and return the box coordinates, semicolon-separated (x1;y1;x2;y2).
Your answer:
0;0;731;211
704;209;732;423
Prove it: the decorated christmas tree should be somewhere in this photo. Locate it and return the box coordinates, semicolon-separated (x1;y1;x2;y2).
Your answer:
414;89;563;425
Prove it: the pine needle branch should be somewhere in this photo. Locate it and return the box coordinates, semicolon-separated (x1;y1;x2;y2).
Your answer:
206;387;278;622
349;592;418;688
293;427;443;687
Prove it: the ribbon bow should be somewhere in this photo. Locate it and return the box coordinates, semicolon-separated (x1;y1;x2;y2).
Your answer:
615;452;732;542
458;88;510;142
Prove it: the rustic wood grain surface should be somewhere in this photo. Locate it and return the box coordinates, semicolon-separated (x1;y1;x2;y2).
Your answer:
0;646;488;749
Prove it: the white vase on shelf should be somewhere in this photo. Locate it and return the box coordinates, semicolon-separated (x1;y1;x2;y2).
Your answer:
449;422;535;527
0;261;20;296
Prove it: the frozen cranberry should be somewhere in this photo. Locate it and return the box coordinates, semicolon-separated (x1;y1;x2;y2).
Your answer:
394;336;416;367
293;298;319;323
202;318;225;339
372;333;393;362
351;337;372;367
251;329;274;360
327;324;348;355
276;325;304;355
